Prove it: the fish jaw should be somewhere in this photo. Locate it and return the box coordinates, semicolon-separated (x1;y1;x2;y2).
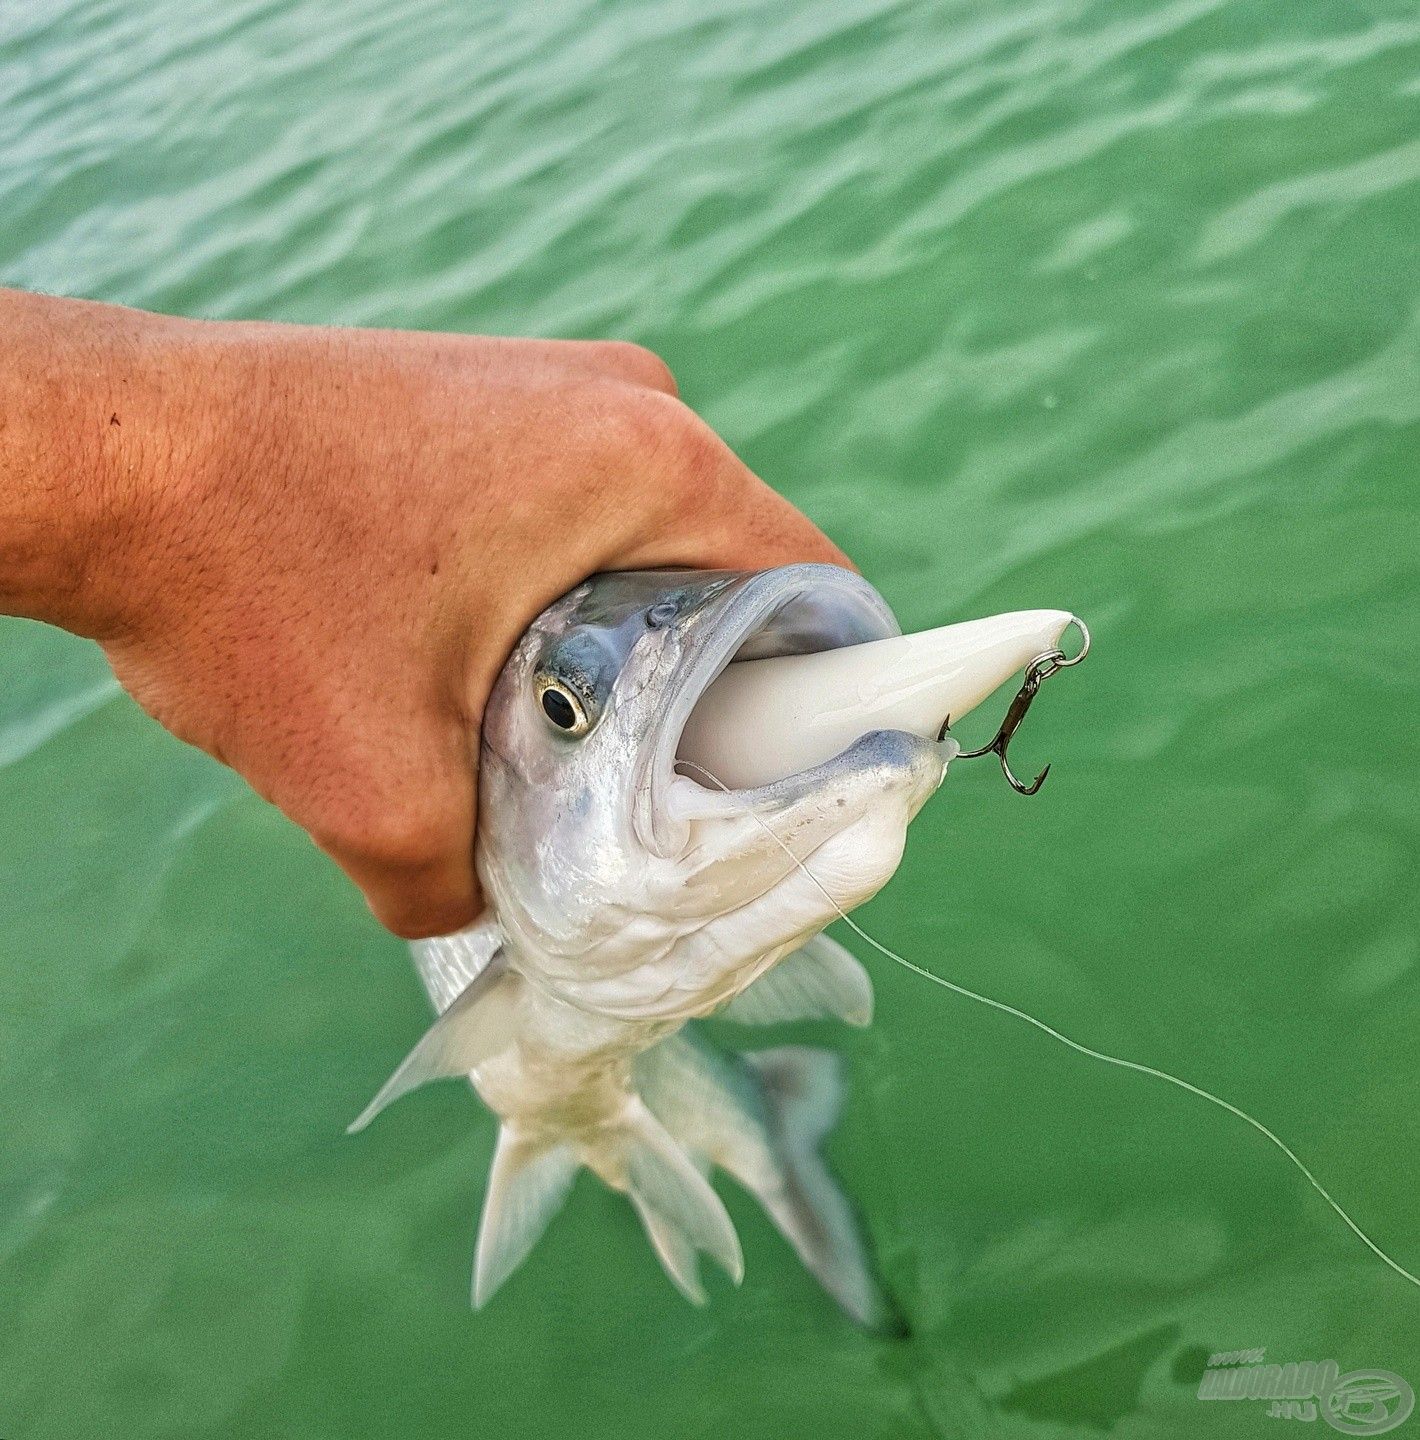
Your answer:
665;727;955;1012
502;727;954;1025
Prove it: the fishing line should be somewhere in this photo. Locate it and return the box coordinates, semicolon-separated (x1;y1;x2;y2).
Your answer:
676;759;1420;1292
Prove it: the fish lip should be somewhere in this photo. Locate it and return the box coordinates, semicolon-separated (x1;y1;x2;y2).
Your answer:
632;564;899;858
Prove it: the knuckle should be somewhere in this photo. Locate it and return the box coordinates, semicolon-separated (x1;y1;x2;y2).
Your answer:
585;386;681;466
576;389;741;538
669;423;744;524
669;411;726;489
630;394;726;494
595;340;678;395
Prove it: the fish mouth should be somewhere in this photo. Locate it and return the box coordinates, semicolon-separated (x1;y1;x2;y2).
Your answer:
633;565;900;857
632;565;1077;858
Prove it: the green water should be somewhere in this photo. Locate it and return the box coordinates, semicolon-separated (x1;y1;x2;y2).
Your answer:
4;0;1419;1435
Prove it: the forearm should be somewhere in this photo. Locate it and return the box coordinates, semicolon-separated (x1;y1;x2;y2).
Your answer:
0;290;216;639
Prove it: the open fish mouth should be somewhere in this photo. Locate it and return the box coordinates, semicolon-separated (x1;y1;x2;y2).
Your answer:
632;563;1077;858
633;565;899;857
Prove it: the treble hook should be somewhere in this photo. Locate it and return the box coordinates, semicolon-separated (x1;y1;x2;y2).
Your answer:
938;617;1090;795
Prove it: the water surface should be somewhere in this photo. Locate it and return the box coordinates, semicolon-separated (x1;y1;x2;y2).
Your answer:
3;0;1418;1435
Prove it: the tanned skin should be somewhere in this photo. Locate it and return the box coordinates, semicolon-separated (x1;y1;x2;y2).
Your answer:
0;290;849;938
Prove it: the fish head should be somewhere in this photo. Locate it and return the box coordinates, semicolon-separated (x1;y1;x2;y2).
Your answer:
476;564;956;1016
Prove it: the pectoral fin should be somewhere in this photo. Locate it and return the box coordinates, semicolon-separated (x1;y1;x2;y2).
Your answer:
410;914;505;1013
721;932;872;1027
347;949;520;1134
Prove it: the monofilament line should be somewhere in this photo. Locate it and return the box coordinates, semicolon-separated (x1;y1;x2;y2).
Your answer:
676;760;1420;1292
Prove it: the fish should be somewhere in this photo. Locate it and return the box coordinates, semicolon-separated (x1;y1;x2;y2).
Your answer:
348;564;1070;1322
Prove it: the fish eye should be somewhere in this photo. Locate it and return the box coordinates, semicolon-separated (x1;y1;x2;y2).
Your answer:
536;678;592;736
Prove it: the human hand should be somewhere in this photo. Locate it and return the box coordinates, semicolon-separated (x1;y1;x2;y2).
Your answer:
0;294;848;937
